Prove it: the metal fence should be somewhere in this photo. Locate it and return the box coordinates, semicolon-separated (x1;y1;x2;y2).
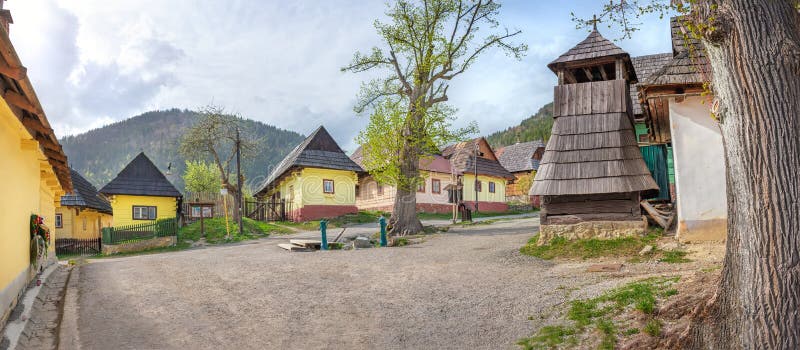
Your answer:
101;218;179;245
55;238;101;256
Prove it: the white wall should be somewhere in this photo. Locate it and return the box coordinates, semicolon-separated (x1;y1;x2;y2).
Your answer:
669;96;728;241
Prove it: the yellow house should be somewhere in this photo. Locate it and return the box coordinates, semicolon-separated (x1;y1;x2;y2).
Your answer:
56;169;113;239
99;152;182;227
254;126;363;221
0;8;73;329
442;137;515;212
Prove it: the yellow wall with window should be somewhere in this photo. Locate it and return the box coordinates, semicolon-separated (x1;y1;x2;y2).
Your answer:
106;195;177;227
462;174;507;203
0;104;62;326
266;168;358;208
55;208;112;239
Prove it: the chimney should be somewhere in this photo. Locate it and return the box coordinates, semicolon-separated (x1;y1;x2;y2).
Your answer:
0;1;13;34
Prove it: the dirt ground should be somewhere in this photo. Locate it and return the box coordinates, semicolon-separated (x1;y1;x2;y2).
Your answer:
72;216;723;350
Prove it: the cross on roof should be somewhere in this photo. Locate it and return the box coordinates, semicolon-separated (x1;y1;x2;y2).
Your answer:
589;14;599;31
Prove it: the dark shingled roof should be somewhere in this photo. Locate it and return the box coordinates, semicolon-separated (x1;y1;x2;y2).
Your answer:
496;141;546;173
255;126;363;196
442;138;514;180
630;53;673;115
643;18;710;87
548;29;637;83
99;152;182;198
60;169;113;214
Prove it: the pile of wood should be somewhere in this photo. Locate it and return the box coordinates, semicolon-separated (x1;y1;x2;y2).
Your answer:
641;200;676;230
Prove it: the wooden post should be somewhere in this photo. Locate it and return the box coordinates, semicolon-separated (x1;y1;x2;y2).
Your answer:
615;59;624;80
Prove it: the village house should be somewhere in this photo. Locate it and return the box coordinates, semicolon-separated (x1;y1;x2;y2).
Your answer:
254;126;363;221
352;149;456;214
495;140;546;204
0;8;73;329
442;137;515;213
56;169;113;239
529;26;660;242
99;152;182;227
635;18;726;242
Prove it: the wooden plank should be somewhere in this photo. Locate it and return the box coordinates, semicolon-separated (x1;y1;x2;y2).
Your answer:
580;82;592;115
0;62;26;80
278;243;312;252
289;239;322;249
3;89;41;115
545;199;639;215
547;213;642;225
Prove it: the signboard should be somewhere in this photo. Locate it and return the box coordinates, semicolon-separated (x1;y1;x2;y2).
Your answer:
190;204;214;218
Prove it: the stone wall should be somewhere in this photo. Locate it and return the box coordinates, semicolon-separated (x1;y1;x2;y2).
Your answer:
537;218;648;245
102;236;176;255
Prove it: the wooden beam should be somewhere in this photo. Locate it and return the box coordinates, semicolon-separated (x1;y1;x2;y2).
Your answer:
0;62;26;80
598;65;609;81
3;89;41;115
615;59;624;80
582;68;595;82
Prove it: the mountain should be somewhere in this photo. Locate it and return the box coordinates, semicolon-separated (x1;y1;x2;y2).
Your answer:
486;102;554;149
59;109;306;193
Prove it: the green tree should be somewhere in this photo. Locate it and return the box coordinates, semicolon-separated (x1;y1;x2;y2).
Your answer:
583;1;800;348
179;105;257;220
183;160;221;193
343;0;526;235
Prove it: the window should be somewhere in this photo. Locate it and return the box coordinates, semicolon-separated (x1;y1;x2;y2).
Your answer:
82;217;87;231
417;180;426;193
432;179;441;194
377;184;384;196
133;206;157;220
323;179;335;194
55;214;62;228
475;181;482;192
355;184;360;197
489;182;496;193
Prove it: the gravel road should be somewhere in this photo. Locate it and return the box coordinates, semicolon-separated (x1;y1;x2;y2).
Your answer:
74;216;619;350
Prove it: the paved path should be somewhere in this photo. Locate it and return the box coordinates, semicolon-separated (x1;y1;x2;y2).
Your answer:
70;216;614;349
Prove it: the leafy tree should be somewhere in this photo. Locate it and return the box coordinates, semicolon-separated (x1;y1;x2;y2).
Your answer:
582;1;800;348
179;105;257;220
183;160;221;193
343;0;527;235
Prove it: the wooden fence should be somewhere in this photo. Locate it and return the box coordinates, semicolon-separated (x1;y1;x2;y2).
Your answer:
55;238;101;256
101;218;178;245
244;199;292;222
182;191;237;223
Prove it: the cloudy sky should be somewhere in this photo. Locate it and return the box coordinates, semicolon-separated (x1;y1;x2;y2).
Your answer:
8;0;673;151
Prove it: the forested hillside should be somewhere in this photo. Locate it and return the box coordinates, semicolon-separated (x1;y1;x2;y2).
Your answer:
486;102;554;149
60;109;305;192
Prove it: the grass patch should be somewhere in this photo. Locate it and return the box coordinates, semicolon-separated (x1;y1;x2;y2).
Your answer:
520;232;661;260
644;319;662;337
179;217;291;244
274;220;320;231
519;277;679;349
659;250;692;263
326;210;386;227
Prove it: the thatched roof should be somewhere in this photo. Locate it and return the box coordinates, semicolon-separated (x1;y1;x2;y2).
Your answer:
99;152;182;198
255;126;363;196
530;80;659;196
496;140;546;173
60;169;113;214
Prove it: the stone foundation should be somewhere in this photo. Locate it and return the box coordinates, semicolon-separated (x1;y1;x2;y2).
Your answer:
537;218;648;245
102;236;176;255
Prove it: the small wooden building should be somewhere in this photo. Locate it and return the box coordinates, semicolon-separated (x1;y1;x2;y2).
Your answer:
99;152;182;227
530;27;659;242
56;169;113;239
496;140;546;204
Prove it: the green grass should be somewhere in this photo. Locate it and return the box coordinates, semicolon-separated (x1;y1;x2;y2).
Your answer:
179;217;291;244
659;250;692;263
326;210;387;227
518;277;679;349
520;232;661;260
643;319;662;337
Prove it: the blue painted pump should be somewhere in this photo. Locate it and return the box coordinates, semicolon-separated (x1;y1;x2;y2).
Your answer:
320;220;328;250
379;216;387;247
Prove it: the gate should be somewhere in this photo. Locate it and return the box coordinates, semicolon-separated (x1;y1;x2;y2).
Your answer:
55;238;102;256
244;199;292;222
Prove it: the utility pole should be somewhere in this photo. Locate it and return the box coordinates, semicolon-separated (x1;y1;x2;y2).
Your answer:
474;141;479;214
236;127;243;235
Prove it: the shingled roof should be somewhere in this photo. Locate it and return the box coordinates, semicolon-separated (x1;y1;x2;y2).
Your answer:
630;53;673;115
442;138;514;179
548;29;637;82
99;152;181;197
496;141;546;173
60;169;112;214
255;126;363;196
643;18;710;87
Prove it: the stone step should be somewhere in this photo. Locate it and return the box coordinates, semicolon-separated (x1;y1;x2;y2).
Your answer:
277;243;312;252
289;239;322;249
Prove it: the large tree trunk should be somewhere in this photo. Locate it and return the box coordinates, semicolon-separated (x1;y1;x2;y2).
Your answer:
389;106;424;236
689;2;800;348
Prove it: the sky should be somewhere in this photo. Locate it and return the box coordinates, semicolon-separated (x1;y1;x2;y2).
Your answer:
7;0;673;151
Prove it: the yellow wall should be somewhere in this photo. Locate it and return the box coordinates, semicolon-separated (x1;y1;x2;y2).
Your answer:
266;167;358;208
0;101;63;317
462;174;507;203
107;195;177;227
55;207;112;239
